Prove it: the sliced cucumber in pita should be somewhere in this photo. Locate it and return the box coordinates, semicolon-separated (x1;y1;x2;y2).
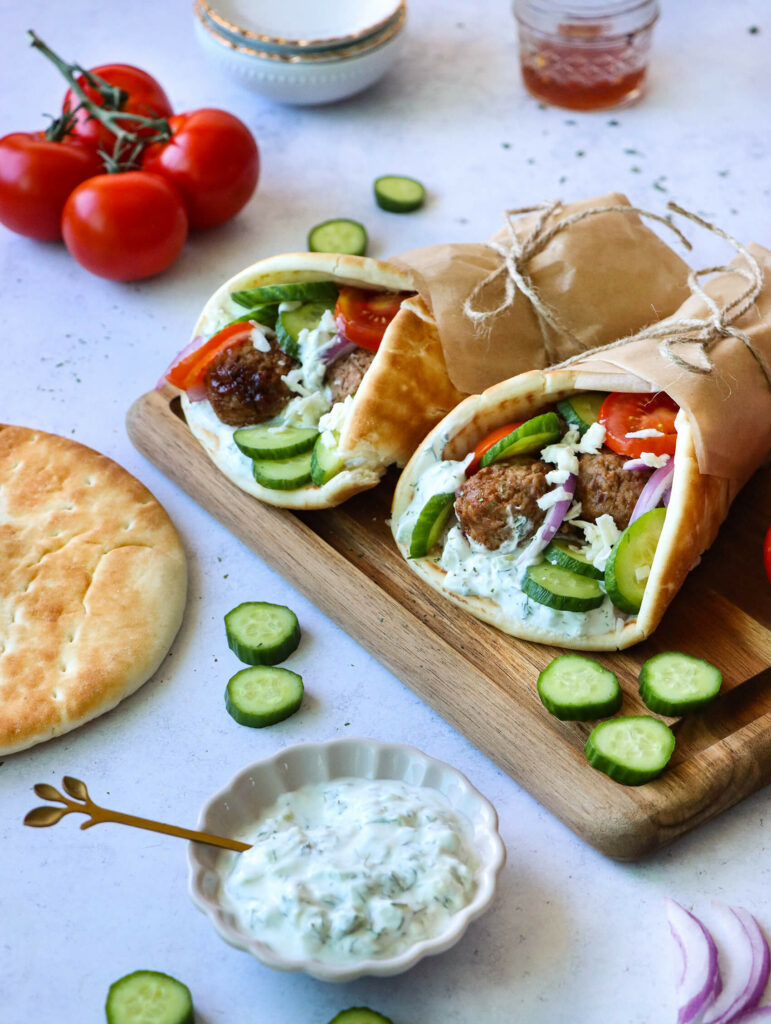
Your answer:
409;492;455;558
231;281;339;309
252;450;313;490
604;507;666;614
234;425;319;460
479;412;561;467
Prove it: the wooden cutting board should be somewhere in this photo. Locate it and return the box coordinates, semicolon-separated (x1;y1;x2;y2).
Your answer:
127;386;771;861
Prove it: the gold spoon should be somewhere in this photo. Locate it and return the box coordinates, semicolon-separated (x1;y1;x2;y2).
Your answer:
24;776;251;853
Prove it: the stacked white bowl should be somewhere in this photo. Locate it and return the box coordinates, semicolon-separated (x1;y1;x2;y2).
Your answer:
193;0;407;105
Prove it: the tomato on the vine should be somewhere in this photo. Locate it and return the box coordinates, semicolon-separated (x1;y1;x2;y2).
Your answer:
0;132;102;240
61;171;187;281
334;288;405;351
599;391;679;458
62;64;173;152
141;109;259;230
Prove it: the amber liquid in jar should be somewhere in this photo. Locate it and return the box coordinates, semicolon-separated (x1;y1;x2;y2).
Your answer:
515;1;658;111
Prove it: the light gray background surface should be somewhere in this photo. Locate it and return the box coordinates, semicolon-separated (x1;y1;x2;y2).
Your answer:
1;1;769;1021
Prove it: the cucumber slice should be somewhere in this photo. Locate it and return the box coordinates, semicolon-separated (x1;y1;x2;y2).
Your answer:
231;281;339;309
225;601;300;665
225;666;304;728
252;450;313;490
276;300;332;359
310;434;345;486
308;218;368;256
543;538;603;580
105;970;193;1024
585;715;675;785
374;175;426;213
556;392;607;436
479;412;561;467
523;561;605;612
639;651;722;716
234;425;319;461
537;654;621;721
604;507;666;614
224;304;279;330
328;1010;394;1024
409;492;456;558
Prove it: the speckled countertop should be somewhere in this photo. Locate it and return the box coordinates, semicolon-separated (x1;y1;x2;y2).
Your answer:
1;1;769;1022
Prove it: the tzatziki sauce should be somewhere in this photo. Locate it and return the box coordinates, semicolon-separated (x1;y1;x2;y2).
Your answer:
224;778;479;962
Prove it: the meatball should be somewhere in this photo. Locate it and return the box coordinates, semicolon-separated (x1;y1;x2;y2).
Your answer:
454;460;550;551
204;338;298;427
575;451;651;530
325;347;375;404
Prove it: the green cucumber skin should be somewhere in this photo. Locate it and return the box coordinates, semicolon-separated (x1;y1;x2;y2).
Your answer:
231;281;339;308
537;655;621;721
225;602;300;666
585;716;675;785
308;219;368;257
225;667;304;728
328;1010;394;1024
543;539;604;580
310;436;344;486
638;652;722;716
374;175;426;213
224;304;279;330
409;492;455;558
523;562;605;612
252;452;313;490
233;426;318;461
556;392;607;436
275;316;300;360
604;507;666;614
479;412;561;468
105;970;194;1024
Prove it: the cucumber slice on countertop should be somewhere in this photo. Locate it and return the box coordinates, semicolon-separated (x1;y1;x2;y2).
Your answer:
276;300;333;359
225;666;304;728
543;538;603;580
585;715;675;785
231;281;339;309
523;561;605;612
308;218;368;256
556;392;608;436
311;433;345;486
639;651;722;716
252;450;313;490
225;601;300;665
479;412;561;468
234;424;319;461
374;175;426;213
604;507;666;614
537;654;621;721
105;970;193;1024
328;1010;394;1024
409;492;456;558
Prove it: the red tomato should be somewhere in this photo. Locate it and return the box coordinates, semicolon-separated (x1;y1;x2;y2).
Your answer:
599;392;679;458
764;524;771;585
141;109;259;230
165;322;252;391
334;288;405;351
466;422;524;476
63;64;173;152
0;132;102;240
61;171;187;281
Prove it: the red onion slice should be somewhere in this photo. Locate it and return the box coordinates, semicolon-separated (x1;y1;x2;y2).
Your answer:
702;903;770;1024
515;473;576;567
667;898;722;1024
623;458;650;472
320;337;357;366
629;458;675;524
730;1010;771;1022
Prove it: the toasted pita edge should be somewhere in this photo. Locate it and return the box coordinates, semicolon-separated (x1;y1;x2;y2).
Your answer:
390;369;734;651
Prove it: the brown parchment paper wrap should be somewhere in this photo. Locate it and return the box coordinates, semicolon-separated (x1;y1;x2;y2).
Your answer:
391;244;771;650
392;193;692;395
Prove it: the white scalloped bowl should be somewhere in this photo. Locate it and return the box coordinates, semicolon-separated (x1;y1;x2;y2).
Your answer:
188;738;506;981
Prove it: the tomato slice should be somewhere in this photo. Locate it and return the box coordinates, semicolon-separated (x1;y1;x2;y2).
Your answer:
599;392;679;458
165;322;252;391
334;287;406;351
466;422;523;476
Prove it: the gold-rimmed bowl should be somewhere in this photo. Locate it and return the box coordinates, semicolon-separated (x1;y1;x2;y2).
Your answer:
193;1;407;105
198;0;405;55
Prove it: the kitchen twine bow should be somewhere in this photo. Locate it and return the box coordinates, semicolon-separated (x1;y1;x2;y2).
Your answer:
465;200;770;387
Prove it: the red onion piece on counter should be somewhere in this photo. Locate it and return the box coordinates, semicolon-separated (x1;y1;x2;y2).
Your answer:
629;458;674;524
321;337;357;366
702;903;771;1024
667;898;722;1024
515;472;576;567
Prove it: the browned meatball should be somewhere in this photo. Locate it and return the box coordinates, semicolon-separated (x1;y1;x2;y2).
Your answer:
575;451;651;530
454;460;550;551
204;338;298;427
325;347;375;404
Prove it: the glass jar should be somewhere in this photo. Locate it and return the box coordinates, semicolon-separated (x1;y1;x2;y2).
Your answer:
513;0;659;111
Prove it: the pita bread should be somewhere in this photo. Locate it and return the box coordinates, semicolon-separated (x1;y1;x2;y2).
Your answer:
391;369;733;651
180;253;466;510
0;425;187;754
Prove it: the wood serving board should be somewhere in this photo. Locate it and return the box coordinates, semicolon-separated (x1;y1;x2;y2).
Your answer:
127;387;771;861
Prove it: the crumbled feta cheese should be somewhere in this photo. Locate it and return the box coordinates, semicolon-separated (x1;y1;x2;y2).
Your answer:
625;428;664;438
250;326;272;352
574;513;621;571
546;467;570;486
634;565;651;583
563;500;582;521
537;486;572;511
578;421;606;453
542;427;580;475
640;451;671;469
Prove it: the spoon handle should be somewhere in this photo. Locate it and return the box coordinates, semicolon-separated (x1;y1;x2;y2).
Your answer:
24;776;251;853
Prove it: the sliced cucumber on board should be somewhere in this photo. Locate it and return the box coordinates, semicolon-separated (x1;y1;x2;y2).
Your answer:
537;654;622;721
638;651;722;715
585;715;675;785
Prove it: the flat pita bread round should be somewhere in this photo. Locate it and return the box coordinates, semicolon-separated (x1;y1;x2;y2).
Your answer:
0;425;187;755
